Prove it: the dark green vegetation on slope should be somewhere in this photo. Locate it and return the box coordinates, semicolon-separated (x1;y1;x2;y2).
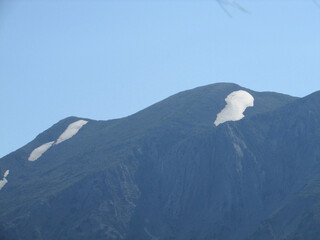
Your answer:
1;83;320;240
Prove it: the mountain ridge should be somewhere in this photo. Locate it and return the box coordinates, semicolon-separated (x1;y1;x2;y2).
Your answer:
1;83;319;240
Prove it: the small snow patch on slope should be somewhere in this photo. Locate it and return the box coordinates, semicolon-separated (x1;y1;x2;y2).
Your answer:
214;90;254;126
0;170;9;190
27;119;88;161
28;141;55;161
55;120;88;144
3;170;9;178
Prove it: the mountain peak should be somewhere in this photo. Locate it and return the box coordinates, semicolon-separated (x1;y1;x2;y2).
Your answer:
1;84;316;240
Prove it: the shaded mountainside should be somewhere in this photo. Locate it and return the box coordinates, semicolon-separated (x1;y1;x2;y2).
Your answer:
248;175;320;240
1;83;320;240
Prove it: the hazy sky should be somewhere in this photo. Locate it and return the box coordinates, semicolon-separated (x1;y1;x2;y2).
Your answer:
1;0;319;157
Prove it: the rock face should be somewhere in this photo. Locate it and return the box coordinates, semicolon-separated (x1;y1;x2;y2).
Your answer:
0;83;320;240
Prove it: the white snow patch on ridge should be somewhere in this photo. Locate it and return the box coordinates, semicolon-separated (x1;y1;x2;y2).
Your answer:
4;170;9;178
28;141;55;161
55;120;88;144
0;170;9;190
214;90;254;126
28;119;88;161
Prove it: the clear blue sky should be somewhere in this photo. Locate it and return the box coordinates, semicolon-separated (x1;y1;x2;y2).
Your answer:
1;0;319;157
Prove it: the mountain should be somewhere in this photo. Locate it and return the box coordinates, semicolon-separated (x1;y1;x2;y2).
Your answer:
1;83;320;240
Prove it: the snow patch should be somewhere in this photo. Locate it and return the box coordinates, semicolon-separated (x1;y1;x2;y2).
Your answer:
214;90;254;126
27;119;88;161
3;170;9;178
0;170;9;190
28;141;55;161
55;120;88;144
0;179;7;190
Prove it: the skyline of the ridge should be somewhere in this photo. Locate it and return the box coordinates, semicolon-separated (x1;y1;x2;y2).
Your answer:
1;0;319;157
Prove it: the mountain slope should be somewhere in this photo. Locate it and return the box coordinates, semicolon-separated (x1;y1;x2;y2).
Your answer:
2;83;320;240
246;91;320;240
